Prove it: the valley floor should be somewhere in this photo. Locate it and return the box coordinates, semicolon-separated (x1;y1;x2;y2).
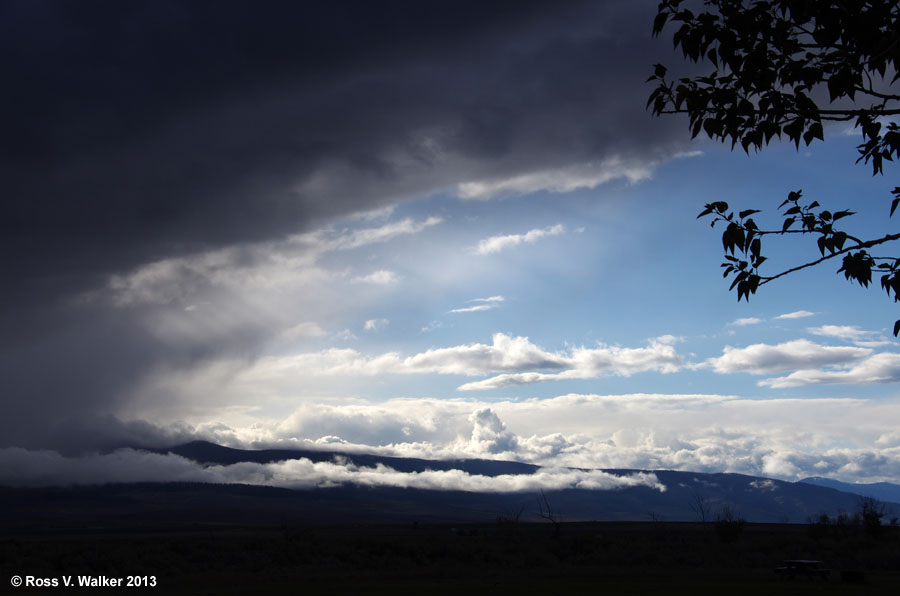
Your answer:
2;521;898;595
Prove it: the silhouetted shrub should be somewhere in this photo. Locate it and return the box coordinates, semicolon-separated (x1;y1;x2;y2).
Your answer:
807;512;830;540
713;505;745;544
859;496;884;539
841;569;866;584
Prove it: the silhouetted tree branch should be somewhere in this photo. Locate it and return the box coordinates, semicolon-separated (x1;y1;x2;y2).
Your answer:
648;0;900;333
537;489;561;537
690;491;711;523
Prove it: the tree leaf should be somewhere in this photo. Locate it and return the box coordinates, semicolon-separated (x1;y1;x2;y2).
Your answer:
832;210;854;221
652;13;669;36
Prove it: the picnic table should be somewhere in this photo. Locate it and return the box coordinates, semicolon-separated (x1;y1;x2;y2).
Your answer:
774;559;830;580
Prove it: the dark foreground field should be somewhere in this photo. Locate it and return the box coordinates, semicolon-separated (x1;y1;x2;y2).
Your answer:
2;520;899;595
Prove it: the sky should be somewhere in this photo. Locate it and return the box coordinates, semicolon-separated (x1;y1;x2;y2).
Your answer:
2;0;899;491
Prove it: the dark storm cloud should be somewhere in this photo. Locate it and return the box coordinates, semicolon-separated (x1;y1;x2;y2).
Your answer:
2;0;683;285
0;0;690;450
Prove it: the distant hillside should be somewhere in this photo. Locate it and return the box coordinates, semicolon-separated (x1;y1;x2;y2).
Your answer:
4;441;897;530
0;474;882;531
2;441;855;525
800;477;900;506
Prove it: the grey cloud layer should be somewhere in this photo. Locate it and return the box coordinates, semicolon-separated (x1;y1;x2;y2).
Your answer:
0;213;446;449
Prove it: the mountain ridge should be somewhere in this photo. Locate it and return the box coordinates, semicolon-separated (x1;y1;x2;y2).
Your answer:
4;440;897;530
14;440;865;525
800;476;900;505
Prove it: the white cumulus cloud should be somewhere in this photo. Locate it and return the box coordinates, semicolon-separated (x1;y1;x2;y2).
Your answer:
807;325;875;342
703;339;871;375
775;310;816;320
110;392;900;484
239;333;568;380
458;337;683;390
474;224;564;255
282;321;327;339
351;270;399;285
364;318;390;332
471;296;505;303
449;296;505;313
192;333;684;396
730;317;762;326
759;353;900;388
449;304;495;313
326;216;443;251
457;158;654;200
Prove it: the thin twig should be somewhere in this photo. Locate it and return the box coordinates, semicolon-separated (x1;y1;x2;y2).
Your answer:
760;232;900;285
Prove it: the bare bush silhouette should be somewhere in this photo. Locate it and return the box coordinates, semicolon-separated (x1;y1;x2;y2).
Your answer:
689;492;711;523
537;490;561;537
496;503;525;527
713;505;745;543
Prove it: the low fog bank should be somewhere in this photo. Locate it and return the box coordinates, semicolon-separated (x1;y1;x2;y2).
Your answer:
0;446;664;493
